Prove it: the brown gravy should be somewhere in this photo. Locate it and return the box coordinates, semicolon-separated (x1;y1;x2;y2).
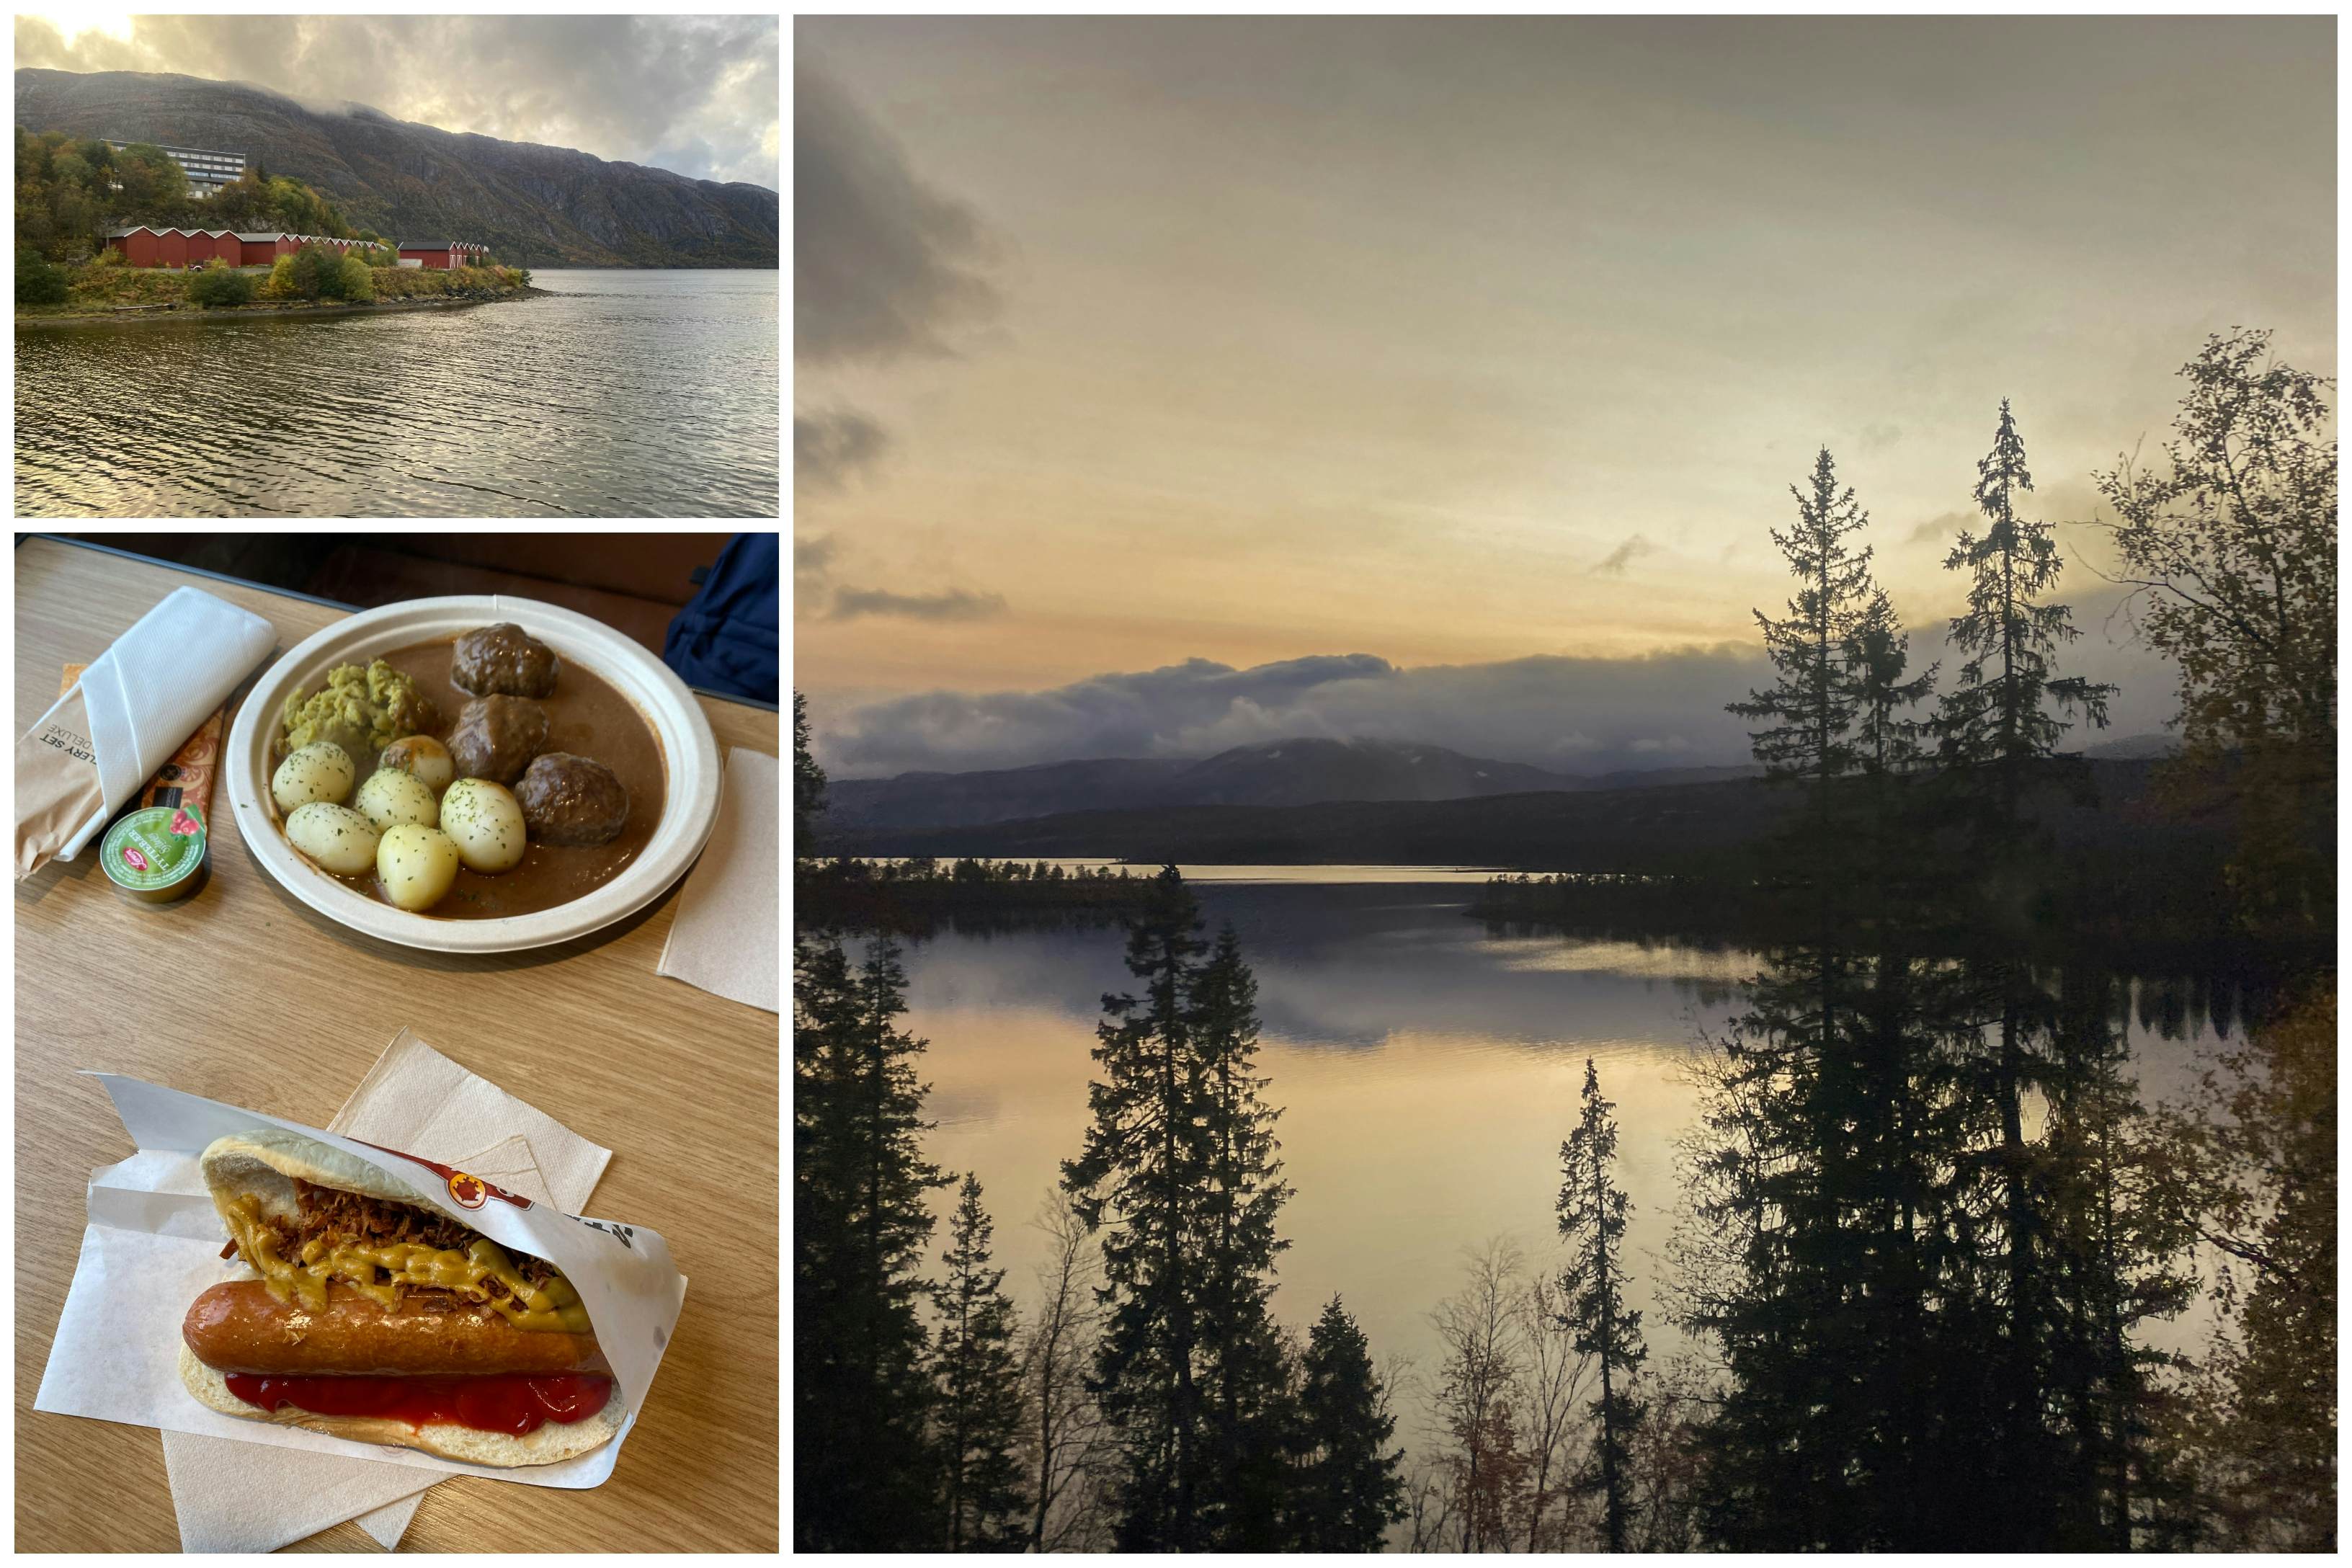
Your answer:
272;637;669;920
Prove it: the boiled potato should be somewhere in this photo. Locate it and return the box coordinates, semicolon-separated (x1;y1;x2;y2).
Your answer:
440;778;527;873
380;734;455;793
378;824;460;911
285;802;380;875
272;742;355;814
355;767;440;832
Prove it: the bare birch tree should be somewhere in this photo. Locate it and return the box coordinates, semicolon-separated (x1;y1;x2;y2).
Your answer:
1516;1270;1593;1550
1020;1188;1113;1551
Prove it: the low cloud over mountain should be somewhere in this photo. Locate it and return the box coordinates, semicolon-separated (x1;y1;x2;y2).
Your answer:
812;579;2178;779
816;647;1769;778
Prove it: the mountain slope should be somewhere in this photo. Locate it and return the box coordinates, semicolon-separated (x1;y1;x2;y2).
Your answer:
14;68;776;268
822;736;1760;833
834;759;2211;869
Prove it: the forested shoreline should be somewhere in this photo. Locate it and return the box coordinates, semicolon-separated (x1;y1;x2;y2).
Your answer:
793;330;2333;1551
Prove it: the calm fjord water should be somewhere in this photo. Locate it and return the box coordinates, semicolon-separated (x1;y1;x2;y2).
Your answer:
15;270;778;517
880;876;2219;1390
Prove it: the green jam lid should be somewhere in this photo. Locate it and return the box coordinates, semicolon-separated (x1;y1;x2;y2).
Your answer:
101;805;209;904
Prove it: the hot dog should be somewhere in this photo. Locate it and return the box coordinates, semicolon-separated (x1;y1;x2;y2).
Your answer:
179;1128;623;1468
184;1281;612;1377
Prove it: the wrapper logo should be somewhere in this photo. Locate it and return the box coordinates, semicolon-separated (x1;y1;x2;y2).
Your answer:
351;1139;534;1210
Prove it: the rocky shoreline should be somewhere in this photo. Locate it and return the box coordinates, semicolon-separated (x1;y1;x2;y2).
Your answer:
17;285;551;329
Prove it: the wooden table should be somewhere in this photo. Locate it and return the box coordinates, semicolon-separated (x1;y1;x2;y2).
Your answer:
14;537;780;1553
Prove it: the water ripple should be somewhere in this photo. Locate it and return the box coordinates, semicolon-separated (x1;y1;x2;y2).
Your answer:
14;270;780;517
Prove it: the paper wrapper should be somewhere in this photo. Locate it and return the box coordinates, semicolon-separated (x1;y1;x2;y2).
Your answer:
656;746;779;1012
15;587;275;878
159;1028;615;1551
35;1072;685;1497
164;1133;558;1552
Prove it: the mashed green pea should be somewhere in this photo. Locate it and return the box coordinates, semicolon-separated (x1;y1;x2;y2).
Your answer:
280;660;441;762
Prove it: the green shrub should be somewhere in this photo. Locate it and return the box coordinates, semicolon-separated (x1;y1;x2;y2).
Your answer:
284;244;347;300
337;254;375;301
87;244;125;270
17;248;68;306
261;254;298;299
185;264;255;308
309;248;347;300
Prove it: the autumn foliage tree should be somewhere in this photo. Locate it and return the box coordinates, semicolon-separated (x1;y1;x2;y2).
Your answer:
2161;988;2336;1548
1428;1239;1532;1552
2093;328;2336;931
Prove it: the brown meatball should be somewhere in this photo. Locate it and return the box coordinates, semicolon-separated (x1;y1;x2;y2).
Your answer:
514;753;631;846
447;696;549;785
452;623;559;699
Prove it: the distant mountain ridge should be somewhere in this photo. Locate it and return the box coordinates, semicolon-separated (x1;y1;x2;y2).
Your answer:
832;757;2226;872
823;736;1763;832
14;68;777;267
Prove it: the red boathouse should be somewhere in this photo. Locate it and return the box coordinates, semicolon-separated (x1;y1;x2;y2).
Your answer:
107;226;161;267
397;240;489;270
108;226;309;267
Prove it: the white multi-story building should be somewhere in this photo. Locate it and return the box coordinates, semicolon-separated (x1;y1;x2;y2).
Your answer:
105;141;247;197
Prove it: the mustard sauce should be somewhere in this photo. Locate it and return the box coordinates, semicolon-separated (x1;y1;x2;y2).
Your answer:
225;1194;589;1333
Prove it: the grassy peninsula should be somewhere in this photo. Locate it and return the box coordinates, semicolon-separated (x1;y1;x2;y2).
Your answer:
17;253;538;324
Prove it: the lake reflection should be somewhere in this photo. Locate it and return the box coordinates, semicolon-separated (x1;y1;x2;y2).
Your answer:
882;878;2220;1385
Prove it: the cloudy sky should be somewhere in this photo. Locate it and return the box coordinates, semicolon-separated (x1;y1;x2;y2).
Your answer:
795;16;2334;778
16;12;778;187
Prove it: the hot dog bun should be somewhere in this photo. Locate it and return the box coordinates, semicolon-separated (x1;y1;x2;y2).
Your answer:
178;1346;623;1469
184;1281;610;1377
186;1128;622;1469
200;1127;432;1234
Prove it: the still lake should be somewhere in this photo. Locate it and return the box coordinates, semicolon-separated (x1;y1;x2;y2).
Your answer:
14;270;778;517
880;869;2228;1406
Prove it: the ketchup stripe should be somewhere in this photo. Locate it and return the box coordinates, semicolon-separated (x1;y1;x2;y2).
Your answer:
224;1371;611;1436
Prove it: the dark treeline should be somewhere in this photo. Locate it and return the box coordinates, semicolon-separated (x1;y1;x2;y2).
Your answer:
796;868;1408;1552
1399;333;2332;1553
793;330;2333;1551
795;853;1158;936
795;696;1160;935
1668;340;2333;1551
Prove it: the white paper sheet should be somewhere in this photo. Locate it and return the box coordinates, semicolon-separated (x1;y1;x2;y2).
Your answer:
160;1031;620;1551
35;1070;686;1503
163;1136;557;1553
657;746;780;1012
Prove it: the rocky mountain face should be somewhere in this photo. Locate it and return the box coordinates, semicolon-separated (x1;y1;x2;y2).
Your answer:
15;68;776;268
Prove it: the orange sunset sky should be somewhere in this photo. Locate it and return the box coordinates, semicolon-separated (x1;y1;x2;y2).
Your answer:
795;16;2334;778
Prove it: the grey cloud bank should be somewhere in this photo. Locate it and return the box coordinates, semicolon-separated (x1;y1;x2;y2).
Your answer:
828;587;1012;624
794;409;891;493
793;57;999;364
814;583;2180;778
818;649;1768;778
14;14;778;188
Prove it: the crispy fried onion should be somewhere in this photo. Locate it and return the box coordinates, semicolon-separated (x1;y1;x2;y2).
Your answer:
220;1180;556;1302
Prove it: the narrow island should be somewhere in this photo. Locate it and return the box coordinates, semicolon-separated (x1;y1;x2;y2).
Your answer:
15;131;542;325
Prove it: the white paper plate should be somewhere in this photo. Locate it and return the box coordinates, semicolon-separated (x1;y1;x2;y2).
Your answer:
226;595;721;954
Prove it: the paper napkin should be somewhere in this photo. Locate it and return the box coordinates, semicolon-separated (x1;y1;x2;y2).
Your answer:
159;1029;613;1552
14;586;275;875
656;746;779;1012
